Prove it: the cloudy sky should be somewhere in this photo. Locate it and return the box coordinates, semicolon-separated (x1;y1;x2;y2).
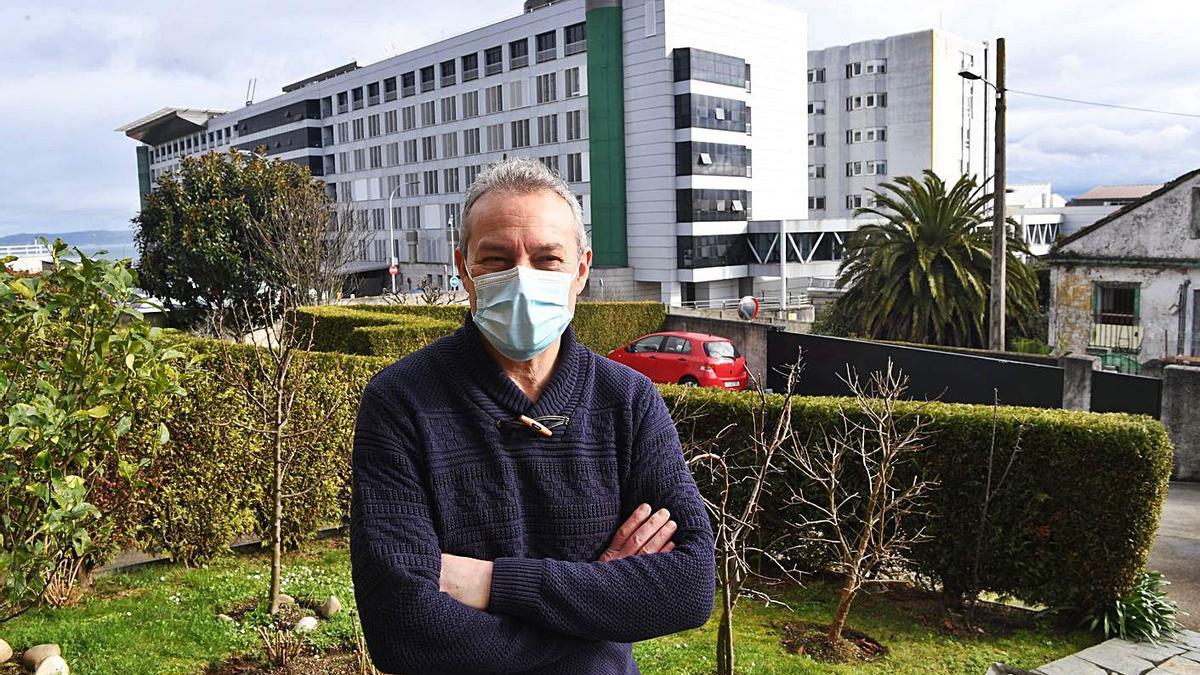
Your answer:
2;0;1198;237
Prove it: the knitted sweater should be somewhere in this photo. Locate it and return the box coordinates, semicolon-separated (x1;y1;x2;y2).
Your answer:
349;314;717;674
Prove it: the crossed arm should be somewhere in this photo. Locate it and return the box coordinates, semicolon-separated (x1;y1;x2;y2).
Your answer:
350;384;716;674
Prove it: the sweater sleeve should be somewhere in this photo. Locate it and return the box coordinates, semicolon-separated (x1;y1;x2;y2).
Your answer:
350;386;597;674
486;379;717;643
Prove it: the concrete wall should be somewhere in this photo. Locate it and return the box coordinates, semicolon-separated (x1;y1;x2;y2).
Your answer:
662;312;775;385
1162;365;1200;481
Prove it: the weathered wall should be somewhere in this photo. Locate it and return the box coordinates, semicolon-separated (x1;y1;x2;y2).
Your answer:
1162;365;1200;481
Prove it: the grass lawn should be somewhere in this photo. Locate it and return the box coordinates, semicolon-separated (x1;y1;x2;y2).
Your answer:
0;536;1096;674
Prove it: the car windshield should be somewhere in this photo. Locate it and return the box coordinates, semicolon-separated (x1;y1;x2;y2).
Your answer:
704;341;738;358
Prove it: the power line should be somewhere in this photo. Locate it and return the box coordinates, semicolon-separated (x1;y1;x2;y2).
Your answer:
1007;88;1200;120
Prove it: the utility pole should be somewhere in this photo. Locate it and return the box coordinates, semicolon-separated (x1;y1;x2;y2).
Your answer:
989;37;1007;352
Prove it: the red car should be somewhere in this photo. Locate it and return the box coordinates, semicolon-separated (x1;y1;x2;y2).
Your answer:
607;331;750;390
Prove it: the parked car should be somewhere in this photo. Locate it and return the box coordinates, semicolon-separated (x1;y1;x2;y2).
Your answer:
607;331;750;390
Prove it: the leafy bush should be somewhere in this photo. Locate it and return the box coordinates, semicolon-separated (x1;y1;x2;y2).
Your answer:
0;240;191;614
1082;570;1180;643
1011;336;1053;355
659;385;1173;612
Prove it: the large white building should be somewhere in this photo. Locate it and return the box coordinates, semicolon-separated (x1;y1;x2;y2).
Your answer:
119;0;808;304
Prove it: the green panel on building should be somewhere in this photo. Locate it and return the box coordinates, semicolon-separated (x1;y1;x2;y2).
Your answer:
135;146;152;210
585;3;628;267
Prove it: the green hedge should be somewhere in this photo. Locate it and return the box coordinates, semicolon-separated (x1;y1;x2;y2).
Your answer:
658;386;1173;611
95;331;1169;613
295;301;666;357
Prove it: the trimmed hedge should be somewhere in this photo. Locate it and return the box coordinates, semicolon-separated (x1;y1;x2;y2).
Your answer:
94;331;1169;613
658;385;1173;611
295;301;666;357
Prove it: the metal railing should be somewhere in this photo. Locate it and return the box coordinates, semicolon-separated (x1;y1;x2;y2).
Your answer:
0;243;52;258
678;293;810;311
1089;320;1142;353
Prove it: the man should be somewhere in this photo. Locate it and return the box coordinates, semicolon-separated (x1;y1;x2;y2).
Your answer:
350;157;716;674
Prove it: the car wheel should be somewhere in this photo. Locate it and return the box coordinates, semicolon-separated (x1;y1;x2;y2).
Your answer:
679;376;700;387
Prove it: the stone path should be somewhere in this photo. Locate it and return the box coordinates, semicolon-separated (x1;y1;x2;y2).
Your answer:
1029;629;1200;674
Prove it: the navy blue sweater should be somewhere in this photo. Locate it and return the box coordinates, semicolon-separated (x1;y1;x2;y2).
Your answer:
349;315;716;674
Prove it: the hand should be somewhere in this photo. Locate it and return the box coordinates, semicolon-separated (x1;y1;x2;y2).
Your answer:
439;553;493;610
599;503;678;562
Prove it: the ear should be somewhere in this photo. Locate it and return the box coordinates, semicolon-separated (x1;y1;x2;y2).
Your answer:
572;248;592;299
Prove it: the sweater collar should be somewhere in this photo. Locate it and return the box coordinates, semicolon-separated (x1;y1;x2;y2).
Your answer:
454;312;585;419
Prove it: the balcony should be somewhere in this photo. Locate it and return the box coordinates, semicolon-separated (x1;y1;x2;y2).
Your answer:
1090;319;1142;353
463;67;479;82
485;61;503;76
565;40;586;56
537;48;557;64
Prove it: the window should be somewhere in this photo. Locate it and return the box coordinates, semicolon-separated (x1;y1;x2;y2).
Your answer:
442;132;459;158
509;38;529;69
675;141;750;177
846;127;887;143
372;207;385;230
444;167;460;193
846;92;887;111
441;96;457;122
565;22;586;54
420;65;435;93
368;82;380;106
465;164;482;187
808;196;826;210
405;172;420;197
353;148;366;171
536;30;557;63
352;87;364;110
462;53;479;81
566;152;583;182
807;68;826;83
537;114;558;144
486;123;505;152
676;189;751;222
402;106;416;130
808;164;825;179
421;135;437;160
485;46;503;76
462;90;480;118
865;58;887;74
368;114;381;137
672;48;745;87
662;336;691;354
565;109;584;140
628;335;664;353
485;85;504;114
406;205;422;229
369;145;382;169
463;128;481;155
440;59;456;87
384;110;398;134
421;101;436;126
808;132;825;147
846;194;864;209
423;170;439;195
337;151;349;172
564;67;582;98
403;139;417;163
846;62;862;78
386;142;400;166
337;92;348;113
511;119;531;148
336;122;349;143
401;72;416;97
508;80;526;109
536;72;557;104
539;155;560;174
384;77;397;102
352;118;364;140
674;93;748;132
1094;283;1139;326
808;100;825;115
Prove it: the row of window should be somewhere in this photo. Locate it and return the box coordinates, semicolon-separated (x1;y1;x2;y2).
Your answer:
806;195;878;211
806;59;888;84
677;231;852;269
676;189;751;223
324;22;585;116
152;127;233;162
672;48;751;90
674;93;751;134
327;68;584;145
807;127;888;147
675;141;751;177
806;92;888;116
325;111;587;175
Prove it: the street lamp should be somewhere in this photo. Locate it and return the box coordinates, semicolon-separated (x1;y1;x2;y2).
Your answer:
959;36;1006;351
386;184;403;294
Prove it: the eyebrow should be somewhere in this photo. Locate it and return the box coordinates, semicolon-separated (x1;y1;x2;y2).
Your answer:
474;241;566;254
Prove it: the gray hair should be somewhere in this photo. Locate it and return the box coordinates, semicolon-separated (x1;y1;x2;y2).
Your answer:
458;156;588;258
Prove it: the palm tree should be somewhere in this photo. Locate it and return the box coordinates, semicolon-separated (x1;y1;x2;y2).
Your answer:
829;170;1039;348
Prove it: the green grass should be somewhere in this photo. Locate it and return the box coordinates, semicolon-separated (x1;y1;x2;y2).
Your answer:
0;538;1095;674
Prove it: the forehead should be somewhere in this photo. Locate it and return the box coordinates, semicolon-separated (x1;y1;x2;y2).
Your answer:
468;188;577;250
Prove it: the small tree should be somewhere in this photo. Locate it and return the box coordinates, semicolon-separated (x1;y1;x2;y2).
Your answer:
683;364;806;675
786;360;936;645
205;171;356;615
0;239;190;620
134;148;332;330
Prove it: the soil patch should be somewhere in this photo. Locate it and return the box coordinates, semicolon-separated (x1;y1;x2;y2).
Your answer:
205;648;363;675
777;620;888;663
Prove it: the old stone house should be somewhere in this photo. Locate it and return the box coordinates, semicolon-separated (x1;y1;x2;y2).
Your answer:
1048;168;1200;371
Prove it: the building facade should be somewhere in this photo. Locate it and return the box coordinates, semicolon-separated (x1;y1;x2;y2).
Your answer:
805;30;992;221
119;0;807;304
1048;168;1200;371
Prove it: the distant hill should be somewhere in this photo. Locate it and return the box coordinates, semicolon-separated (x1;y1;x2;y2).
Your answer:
1;229;139;262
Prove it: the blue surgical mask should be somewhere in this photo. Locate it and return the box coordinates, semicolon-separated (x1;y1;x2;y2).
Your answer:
465;264;577;361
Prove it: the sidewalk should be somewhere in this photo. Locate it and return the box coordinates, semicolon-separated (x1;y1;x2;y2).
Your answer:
1149;482;1200;631
1032;630;1200;674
